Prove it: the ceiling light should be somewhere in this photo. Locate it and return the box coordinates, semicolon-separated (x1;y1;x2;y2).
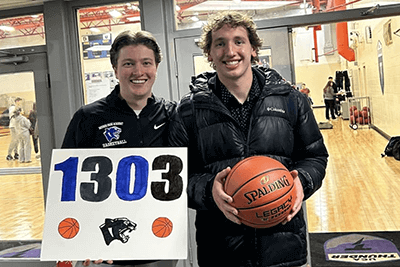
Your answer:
0;26;15;32
90;27;100;33
127;16;140;22
176;5;181;11
109;10;122;18
131;5;140;11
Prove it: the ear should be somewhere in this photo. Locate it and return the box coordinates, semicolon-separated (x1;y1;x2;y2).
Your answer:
113;66;119;80
251;47;257;59
207;54;213;62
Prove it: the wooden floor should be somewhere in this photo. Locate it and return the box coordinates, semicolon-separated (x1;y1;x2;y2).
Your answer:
0;128;44;240
0;107;400;241
308;107;400;233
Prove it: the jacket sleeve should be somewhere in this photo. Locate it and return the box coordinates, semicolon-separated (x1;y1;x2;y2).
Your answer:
61;109;84;148
168;105;219;211
292;95;329;200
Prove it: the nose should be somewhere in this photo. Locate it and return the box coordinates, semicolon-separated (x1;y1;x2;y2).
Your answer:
225;41;235;57
132;64;143;76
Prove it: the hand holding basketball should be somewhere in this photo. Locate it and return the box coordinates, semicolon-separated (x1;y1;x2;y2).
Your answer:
281;170;304;225
224;156;298;228
212;167;241;225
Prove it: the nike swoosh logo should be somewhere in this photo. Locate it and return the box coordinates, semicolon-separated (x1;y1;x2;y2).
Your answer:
154;122;166;130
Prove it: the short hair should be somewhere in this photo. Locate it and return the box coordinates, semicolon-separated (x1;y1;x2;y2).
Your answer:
110;30;162;68
328;76;333;79
199;11;263;68
15;97;22;102
13;108;21;116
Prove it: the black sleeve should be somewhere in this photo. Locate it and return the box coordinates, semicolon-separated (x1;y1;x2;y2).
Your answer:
61;109;84;148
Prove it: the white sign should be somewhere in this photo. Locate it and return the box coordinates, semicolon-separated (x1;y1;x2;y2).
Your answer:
41;148;187;261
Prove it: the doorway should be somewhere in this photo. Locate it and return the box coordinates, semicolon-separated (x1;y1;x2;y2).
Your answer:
174;27;294;99
0;46;52;245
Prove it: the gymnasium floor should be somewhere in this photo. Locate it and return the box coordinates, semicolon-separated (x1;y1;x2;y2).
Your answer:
0;107;399;242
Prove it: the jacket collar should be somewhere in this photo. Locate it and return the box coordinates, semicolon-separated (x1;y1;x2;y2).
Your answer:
190;66;292;96
107;84;157;113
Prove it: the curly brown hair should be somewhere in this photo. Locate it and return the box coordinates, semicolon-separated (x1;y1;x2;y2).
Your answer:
110;30;162;68
198;11;263;68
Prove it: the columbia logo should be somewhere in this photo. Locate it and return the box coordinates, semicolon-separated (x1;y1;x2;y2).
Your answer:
267;107;285;113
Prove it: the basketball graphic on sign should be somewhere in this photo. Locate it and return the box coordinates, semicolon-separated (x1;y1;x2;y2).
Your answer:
58;218;80;239
152;217;173;238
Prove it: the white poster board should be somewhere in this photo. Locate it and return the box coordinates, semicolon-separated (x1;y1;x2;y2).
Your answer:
41;148;187;261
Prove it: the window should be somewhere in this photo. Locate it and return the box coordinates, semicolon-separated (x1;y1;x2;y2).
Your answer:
0;14;45;49
77;2;140;104
174;0;400;31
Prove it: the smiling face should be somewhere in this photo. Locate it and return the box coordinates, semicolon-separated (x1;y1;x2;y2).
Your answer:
208;25;256;84
113;44;158;103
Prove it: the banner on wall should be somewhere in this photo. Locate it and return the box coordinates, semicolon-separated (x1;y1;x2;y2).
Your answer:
82;33;112;59
377;40;384;95
40;148;188;261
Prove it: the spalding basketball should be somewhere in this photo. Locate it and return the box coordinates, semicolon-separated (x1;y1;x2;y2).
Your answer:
224;156;296;228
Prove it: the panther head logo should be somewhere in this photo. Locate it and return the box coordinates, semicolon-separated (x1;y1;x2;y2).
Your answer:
99;217;137;246
103;126;122;142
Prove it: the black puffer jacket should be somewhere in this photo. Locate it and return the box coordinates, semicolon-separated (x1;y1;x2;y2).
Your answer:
169;66;328;267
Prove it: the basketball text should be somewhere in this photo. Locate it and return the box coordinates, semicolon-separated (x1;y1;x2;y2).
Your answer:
244;175;291;205
255;195;293;221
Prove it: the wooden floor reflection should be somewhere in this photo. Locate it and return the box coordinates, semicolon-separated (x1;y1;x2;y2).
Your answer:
1;107;400;241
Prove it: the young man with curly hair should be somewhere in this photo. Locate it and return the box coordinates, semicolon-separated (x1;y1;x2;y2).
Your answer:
169;11;328;267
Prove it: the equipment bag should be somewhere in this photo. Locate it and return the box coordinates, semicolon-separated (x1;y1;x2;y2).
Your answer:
381;136;400;160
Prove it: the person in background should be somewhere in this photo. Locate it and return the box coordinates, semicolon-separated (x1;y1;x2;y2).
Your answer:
28;102;40;159
300;83;313;107
13;108;32;163
62;30;177;267
328;76;337;93
323;80;337;120
6;97;22;161
169;11;328;267
328;76;341;116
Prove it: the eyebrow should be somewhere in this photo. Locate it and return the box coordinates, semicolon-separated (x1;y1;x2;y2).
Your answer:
213;35;246;43
121;57;154;62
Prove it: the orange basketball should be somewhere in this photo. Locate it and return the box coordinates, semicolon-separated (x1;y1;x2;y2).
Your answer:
152;217;173;238
58;218;80;239
224;156;296;228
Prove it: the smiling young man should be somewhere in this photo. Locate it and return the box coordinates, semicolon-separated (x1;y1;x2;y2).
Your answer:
62;30;175;150
61;30;176;267
169;11;328;267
